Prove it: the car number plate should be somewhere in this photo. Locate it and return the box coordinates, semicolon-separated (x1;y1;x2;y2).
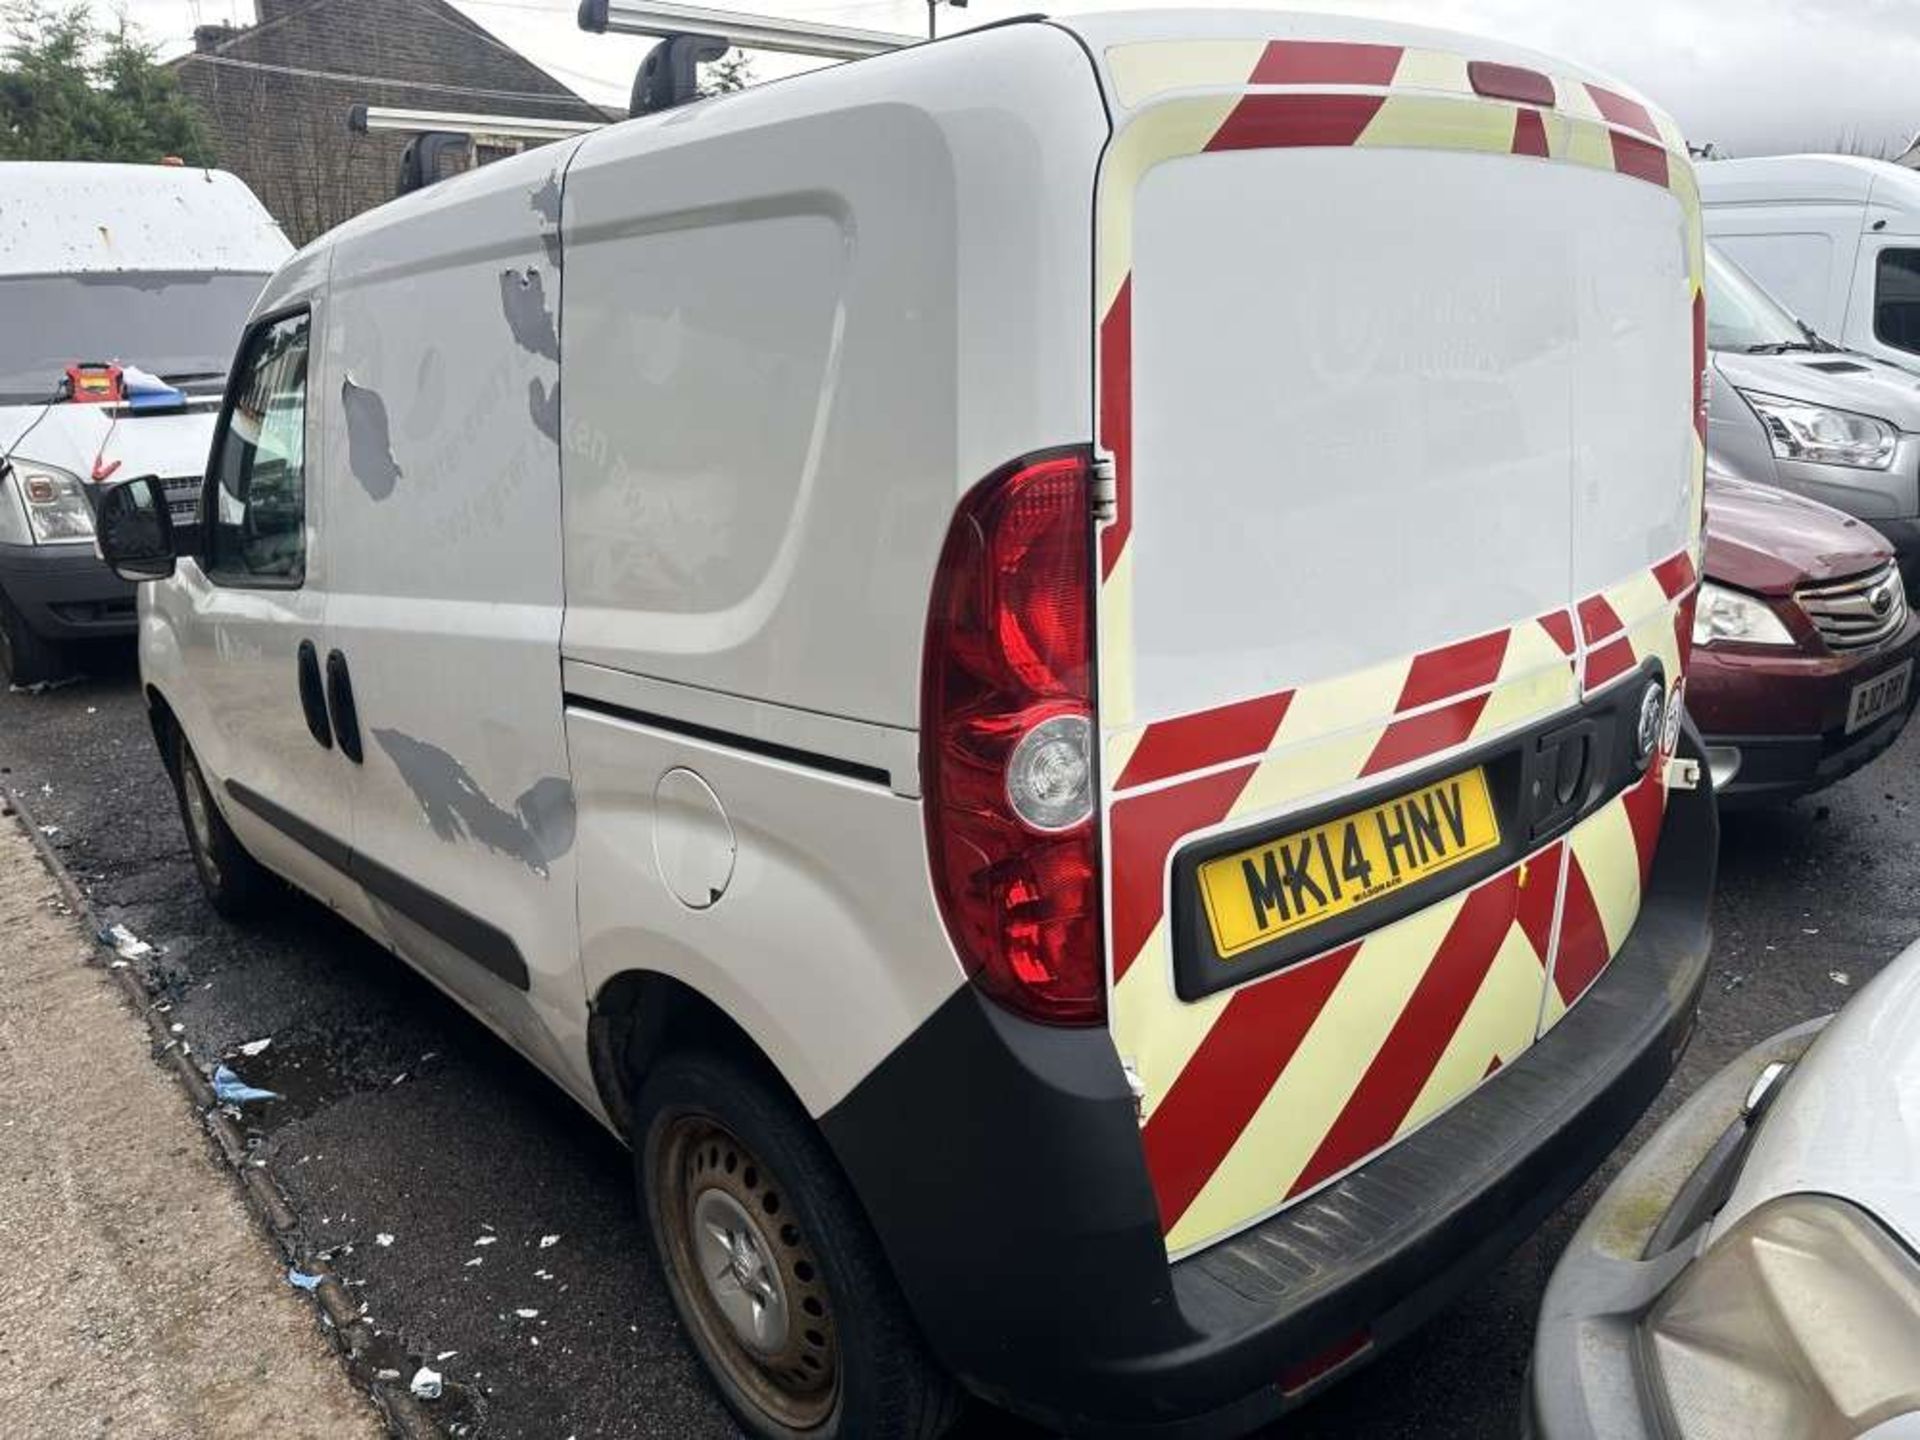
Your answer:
1847;659;1913;735
1198;768;1501;961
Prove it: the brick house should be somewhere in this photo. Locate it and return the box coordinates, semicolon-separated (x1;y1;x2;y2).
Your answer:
171;0;609;245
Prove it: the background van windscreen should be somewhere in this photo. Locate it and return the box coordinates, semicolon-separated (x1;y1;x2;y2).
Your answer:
0;271;269;402
1709;232;1833;338
1706;246;1808;350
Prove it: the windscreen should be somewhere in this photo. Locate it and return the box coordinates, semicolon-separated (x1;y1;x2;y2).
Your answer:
1705;246;1807;352
0;271;269;402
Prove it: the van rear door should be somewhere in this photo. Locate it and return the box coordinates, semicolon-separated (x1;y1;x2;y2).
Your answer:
1065;16;1704;1256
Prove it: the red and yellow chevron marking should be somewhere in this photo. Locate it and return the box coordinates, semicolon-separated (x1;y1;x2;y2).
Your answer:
1093;37;1703;1255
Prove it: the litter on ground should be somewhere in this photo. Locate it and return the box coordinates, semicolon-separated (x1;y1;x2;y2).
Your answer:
211;1064;280;1105
99;923;153;960
287;1268;323;1291
238;1037;272;1057
411;1366;444;1401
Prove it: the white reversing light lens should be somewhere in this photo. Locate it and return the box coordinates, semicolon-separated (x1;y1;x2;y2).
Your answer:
1006;713;1093;832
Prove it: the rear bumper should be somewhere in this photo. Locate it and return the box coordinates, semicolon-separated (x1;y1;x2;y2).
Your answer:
824;739;1717;1438
0;541;136;640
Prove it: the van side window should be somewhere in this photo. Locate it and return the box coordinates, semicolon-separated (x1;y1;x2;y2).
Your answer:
1875;249;1920;355
203;311;311;585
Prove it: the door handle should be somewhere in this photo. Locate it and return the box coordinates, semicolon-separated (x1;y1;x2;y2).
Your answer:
325;649;364;764
297;640;333;750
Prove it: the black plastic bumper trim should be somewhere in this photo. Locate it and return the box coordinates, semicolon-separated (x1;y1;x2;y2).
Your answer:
1169;661;1665;999
225;778;530;990
0;540;137;638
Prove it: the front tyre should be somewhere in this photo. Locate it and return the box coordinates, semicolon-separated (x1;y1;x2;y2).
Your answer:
172;730;272;919
0;584;69;688
634;1051;961;1440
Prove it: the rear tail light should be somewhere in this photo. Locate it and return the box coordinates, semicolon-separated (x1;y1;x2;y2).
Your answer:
922;451;1103;1026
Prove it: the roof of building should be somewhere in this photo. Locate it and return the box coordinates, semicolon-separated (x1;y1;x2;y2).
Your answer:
171;0;604;123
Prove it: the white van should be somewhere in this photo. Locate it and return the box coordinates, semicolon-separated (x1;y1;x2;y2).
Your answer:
0;162;288;683
1699;154;1920;377
98;13;1716;1437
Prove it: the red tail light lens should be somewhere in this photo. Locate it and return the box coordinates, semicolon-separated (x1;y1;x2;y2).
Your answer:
922;451;1103;1026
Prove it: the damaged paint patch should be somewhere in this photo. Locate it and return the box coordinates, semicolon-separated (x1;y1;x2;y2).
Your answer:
499;268;560;361
528;378;560;441
340;377;403;500
529;175;563;270
372;728;575;876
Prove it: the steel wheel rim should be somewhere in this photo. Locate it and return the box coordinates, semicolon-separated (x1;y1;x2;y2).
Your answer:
658;1114;838;1429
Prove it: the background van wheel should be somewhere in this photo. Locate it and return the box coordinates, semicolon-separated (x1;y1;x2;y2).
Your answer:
172;731;271;918
634;1051;962;1440
0;585;69;688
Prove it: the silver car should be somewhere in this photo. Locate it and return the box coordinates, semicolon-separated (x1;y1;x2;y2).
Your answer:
1531;939;1920;1438
1708;243;1920;593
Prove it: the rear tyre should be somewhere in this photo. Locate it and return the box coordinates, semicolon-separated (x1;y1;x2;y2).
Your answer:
171;730;271;919
0;584;69;688
633;1050;962;1440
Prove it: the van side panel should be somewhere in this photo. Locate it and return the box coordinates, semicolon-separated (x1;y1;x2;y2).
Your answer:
558;27;1107;732
319;144;596;1107
558;29;1109;1115
1080;27;1703;1256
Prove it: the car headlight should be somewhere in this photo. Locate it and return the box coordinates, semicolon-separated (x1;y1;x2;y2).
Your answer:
1643;1195;1920;1439
1694;580;1796;647
7;462;96;544
1741;390;1899;470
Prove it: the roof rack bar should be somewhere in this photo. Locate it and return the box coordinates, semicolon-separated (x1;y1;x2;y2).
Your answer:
578;0;914;59
349;105;602;139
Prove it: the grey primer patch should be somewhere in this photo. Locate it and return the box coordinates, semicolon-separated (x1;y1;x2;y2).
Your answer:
499;268;560;361
528;378;560;441
372;729;575;877
340;378;403;500
530;176;563;270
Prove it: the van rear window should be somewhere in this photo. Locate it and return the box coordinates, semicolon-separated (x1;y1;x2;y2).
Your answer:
0;271;269;402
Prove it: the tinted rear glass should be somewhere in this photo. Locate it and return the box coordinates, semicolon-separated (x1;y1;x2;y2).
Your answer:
0;271;269;402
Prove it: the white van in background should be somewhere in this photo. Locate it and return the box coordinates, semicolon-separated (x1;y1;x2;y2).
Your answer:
1700;154;1920;376
97;13;1715;1437
0;162;289;684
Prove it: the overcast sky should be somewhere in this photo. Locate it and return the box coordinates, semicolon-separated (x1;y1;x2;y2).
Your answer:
112;0;1920;158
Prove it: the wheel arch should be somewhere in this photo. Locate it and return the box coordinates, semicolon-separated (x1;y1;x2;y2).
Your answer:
588;968;806;1144
144;682;183;782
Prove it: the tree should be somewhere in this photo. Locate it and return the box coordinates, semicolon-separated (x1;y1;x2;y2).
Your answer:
0;3;212;164
699;50;756;99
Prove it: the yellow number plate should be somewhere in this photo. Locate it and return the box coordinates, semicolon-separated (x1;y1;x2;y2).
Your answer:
1198;768;1501;960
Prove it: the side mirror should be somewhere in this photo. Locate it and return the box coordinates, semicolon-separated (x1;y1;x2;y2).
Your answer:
95;475;177;582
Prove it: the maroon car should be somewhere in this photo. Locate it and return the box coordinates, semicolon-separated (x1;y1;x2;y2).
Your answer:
1691;470;1920;805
